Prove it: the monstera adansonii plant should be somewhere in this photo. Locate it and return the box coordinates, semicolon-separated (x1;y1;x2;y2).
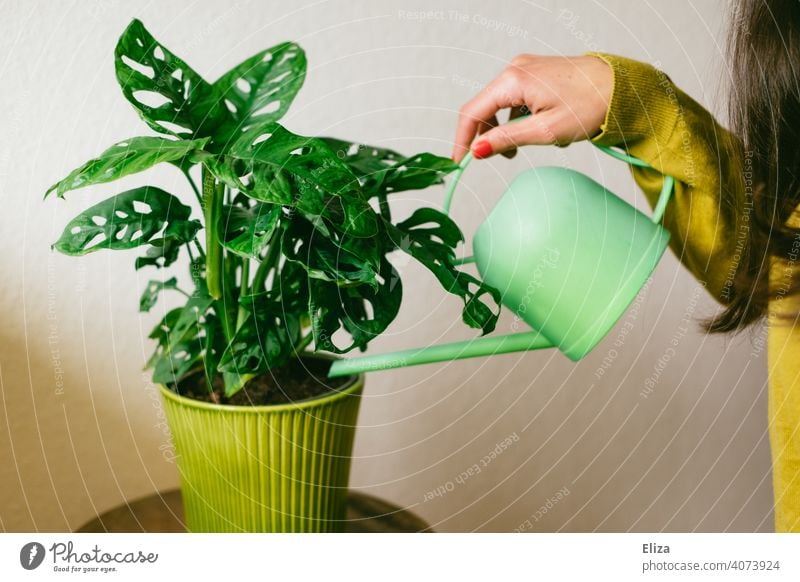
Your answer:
46;19;501;398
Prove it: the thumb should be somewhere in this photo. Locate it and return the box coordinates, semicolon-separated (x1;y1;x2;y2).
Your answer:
471;113;559;159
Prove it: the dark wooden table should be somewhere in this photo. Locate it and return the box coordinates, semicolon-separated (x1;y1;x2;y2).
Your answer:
76;489;431;533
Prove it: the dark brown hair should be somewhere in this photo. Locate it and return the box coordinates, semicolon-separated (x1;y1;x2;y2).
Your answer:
702;0;800;333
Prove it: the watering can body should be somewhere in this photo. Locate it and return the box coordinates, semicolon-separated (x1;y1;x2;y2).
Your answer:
474;165;670;361
328;147;674;378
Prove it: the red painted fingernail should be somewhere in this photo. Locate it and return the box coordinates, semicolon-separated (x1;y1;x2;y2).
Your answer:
472;141;493;159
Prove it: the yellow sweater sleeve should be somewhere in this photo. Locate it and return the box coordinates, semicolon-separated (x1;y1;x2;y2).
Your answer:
587;53;800;533
586;52;748;306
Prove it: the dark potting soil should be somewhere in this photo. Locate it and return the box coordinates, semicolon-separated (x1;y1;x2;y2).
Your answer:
174;357;354;406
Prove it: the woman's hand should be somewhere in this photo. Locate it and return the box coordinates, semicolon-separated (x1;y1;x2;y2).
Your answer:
452;54;613;162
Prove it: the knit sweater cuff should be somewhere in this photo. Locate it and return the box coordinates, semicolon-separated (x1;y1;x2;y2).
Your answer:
585;52;681;165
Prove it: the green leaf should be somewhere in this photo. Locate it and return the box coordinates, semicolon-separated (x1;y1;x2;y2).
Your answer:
378;153;458;195
114;19;229;138
207;122;377;237
139;277;179;312
47;18;506;387
146;305;204;384
218;292;301;377
45;136;209;199
146;285;211;347
151;336;204;385
321;138;405;182
148;307;183;345
201;312;224;392
321;139;457;198
165;293;214;350
308;257;402;353
390;209;501;334
282;214;379;288
53;186;200;256
135;235;191;270
216;259;307;394
220;202;281;258
212;42;306;136
396;207;463;248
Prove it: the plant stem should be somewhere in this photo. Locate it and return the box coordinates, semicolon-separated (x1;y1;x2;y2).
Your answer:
294;331;315;355
236;259;250;328
184;168;203;206
193;239;206;259
253;239;281;292
240;259;250;297
222;251;238;339
203;167;235;344
252;259;270;293
202;167;223;300
378;193;391;221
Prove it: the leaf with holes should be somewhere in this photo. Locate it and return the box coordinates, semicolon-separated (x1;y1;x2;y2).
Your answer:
136;214;203;272
394;207;463;249
321;138;405;186
212;42;306;138
217;293;302;378
147;281;211;343
220;202;281;258
115;19;230;138
282;214;379;288
53;186;200;256
319;138;403;220
139;277;179;312
321;139;457;198
209;122;377;237
47;18;507;397
145;305;201;382
308;257;402;353
45;136;209;199
377;153;458;195
135;236;185;270
388;209;501;334
151;336;205;385
148;307;184;347
165;293;215;351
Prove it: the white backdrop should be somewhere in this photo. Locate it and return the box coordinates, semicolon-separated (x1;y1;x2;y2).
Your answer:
0;0;772;532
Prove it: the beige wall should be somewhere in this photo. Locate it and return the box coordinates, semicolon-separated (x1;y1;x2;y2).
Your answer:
0;0;772;532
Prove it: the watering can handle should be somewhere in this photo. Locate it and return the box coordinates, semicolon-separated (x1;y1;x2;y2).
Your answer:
592;145;675;224
443;143;675;225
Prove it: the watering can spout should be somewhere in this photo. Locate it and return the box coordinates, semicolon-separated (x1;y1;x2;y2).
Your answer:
327;330;555;378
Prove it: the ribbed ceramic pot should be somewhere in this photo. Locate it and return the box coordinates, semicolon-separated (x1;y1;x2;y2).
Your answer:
159;359;363;533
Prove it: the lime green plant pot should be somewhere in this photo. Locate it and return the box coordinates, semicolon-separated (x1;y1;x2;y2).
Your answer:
159;362;363;532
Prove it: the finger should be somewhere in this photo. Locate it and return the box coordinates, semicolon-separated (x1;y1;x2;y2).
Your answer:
452;76;526;162
502;107;529;158
481;115;516;159
502;148;517;160
508;105;530;120
480;116;516;158
471;111;560;159
477;114;499;136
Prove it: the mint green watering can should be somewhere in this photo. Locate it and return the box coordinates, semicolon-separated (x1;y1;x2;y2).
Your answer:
328;144;675;378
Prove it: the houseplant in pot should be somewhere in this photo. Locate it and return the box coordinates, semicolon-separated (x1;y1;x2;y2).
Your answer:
46;19;501;532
